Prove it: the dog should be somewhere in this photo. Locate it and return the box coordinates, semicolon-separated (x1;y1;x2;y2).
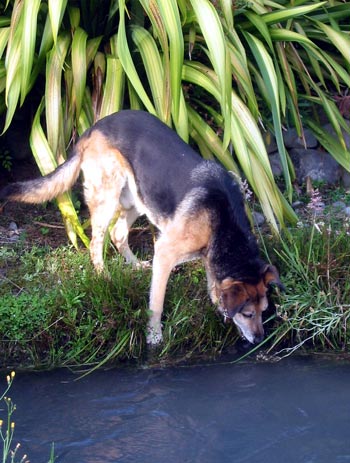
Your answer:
0;110;283;345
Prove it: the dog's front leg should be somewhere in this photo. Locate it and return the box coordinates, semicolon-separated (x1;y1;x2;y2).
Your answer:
147;240;176;345
203;258;218;304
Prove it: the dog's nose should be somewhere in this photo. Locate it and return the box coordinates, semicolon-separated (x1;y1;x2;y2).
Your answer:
253;333;264;344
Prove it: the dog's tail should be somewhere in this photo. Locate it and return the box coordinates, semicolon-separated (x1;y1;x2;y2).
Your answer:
0;147;82;204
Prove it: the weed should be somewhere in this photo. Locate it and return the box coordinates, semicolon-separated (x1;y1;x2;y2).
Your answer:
260;192;350;357
0;150;12;172
0;373;55;463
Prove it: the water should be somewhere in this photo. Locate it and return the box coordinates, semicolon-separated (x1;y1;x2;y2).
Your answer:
6;356;350;463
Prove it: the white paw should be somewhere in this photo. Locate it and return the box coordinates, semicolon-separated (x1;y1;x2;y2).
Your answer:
146;325;163;345
133;260;152;270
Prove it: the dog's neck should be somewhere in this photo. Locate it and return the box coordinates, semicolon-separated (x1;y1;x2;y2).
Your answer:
207;223;262;284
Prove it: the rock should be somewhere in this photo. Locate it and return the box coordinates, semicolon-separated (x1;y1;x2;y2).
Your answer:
8;221;18;232
252;211;265;226
341;169;350;188
344;207;350;217
289;148;342;184
262;132;277;154
269;153;283;177
322;122;350;149
332;201;346;211
284;127;318;149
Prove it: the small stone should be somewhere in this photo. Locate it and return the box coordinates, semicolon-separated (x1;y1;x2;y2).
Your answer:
332;201;346;211
344;207;350;217
283;128;318;149
8;221;18;232
292;200;303;209
269;153;283;177
252;211;265;226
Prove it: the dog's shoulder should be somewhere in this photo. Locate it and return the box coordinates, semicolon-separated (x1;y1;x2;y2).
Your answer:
190;161;248;224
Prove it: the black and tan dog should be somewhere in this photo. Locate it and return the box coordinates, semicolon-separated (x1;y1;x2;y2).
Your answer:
0;110;282;345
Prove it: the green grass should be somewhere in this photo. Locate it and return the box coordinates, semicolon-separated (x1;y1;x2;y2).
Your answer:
263;214;350;358
0;244;237;369
1;200;350;370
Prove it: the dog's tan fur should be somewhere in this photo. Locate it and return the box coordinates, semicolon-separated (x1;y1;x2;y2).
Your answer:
0;110;283;345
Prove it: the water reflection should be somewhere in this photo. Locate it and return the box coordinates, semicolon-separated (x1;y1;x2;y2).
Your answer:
8;357;350;463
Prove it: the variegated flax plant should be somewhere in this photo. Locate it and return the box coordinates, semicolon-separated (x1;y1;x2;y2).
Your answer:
0;0;350;246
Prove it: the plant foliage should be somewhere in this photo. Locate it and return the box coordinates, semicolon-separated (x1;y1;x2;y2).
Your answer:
0;0;350;245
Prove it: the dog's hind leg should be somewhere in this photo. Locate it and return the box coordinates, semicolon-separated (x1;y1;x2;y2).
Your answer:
87;195;119;272
109;207;144;266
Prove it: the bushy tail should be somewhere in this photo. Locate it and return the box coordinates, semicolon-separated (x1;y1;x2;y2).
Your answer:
0;149;82;204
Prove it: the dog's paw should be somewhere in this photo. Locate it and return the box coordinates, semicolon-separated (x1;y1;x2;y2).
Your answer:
133;260;152;270
146;325;163;346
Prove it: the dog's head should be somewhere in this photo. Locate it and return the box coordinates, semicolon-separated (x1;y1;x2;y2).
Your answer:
216;265;283;344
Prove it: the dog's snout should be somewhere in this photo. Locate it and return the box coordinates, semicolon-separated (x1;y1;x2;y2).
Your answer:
253;333;264;344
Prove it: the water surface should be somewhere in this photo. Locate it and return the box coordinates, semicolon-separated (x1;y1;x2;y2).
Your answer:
7;356;350;462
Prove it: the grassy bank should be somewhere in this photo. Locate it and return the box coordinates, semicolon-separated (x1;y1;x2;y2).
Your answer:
0;194;350;370
0;242;239;370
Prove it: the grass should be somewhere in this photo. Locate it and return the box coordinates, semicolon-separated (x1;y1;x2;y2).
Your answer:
262;189;350;359
1;187;350;370
0;242;238;370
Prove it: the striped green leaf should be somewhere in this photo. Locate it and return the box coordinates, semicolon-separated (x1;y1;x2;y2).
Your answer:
313;20;350;64
0;27;9;59
306;119;350;172
261;3;327;25
99;55;124;119
131;25;166;121
48;0;68;44
20;0;40;105
187;105;239;172
157;0;184;123
117;0;156;115
189;0;231;146
72;27;88;120
45;32;71;157
244;31;292;199
30;99;90;248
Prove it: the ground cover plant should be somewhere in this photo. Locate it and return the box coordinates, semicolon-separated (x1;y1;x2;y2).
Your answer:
0;240;239;369
0;185;350;370
264;190;350;358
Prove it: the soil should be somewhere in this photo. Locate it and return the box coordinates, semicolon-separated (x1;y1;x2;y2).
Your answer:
0;159;70;248
0;159;154;253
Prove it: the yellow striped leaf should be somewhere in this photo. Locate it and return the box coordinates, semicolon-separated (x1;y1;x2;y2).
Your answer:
189;0;231;147
72;27;88;120
20;0;40;105
156;0;184;122
131;25;166;121
48;0;68;44
99;56;124;119
45;32;71;157
117;0;156;115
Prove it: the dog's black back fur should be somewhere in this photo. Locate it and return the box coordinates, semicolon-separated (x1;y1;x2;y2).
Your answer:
90;110;202;217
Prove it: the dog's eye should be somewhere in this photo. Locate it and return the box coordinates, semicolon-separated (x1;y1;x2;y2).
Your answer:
241;312;253;319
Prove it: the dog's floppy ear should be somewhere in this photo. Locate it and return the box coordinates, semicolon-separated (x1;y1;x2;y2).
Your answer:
219;278;248;317
262;264;285;291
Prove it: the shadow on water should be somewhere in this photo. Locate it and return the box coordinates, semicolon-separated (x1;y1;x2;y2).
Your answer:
7;355;350;463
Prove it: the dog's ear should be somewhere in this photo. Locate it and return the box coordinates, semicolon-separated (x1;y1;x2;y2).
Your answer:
262;264;285;291
219;279;248;317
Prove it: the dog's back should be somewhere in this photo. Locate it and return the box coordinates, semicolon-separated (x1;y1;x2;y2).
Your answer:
90;110;203;217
